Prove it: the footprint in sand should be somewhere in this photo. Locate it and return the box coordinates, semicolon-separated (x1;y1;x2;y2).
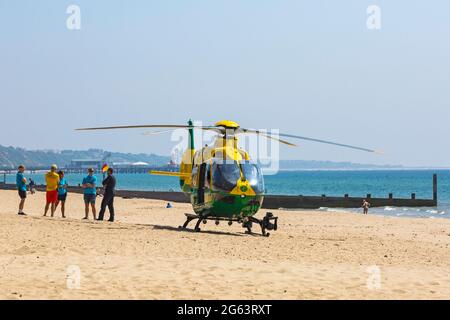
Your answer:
206;266;219;271
314;271;327;278
392;289;406;294
9;246;36;255
277;268;290;274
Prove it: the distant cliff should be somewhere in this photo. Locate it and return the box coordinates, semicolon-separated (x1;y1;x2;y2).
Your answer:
0;145;170;169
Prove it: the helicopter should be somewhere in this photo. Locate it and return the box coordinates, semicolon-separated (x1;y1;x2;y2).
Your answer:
77;120;378;236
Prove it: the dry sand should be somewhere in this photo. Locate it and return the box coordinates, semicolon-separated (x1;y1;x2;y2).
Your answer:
1;189;450;300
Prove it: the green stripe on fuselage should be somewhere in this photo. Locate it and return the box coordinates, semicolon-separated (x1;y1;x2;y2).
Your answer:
191;189;263;219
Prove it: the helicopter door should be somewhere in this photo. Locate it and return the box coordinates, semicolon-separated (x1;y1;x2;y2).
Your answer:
197;163;207;204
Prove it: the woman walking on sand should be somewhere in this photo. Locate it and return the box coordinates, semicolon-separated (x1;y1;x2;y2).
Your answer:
362;199;371;215
55;170;68;218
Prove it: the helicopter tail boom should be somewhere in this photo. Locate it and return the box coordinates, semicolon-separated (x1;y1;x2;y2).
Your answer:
150;170;190;178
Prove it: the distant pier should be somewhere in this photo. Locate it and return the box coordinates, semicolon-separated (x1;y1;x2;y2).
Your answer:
0;165;178;182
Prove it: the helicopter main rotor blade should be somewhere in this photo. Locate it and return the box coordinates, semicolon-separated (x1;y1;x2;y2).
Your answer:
76;124;222;133
238;131;298;147
238;128;378;153
142;129;178;136
75;123;379;153
277;133;380;153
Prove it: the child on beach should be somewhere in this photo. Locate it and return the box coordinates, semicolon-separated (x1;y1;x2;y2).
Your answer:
82;168;97;220
16;165;27;215
55;170;68;218
28;178;36;194
44;165;60;217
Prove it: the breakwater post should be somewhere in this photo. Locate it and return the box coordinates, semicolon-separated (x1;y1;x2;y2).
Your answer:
433;174;438;203
0;174;439;210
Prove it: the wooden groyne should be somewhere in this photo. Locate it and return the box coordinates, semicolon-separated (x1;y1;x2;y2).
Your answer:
0;174;438;209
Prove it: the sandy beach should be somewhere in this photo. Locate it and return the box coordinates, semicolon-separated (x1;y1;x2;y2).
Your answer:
1;189;450;300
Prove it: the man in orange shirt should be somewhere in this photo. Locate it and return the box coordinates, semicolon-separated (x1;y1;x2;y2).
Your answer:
44;164;60;217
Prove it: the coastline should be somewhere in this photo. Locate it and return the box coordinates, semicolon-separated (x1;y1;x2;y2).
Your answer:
0;182;438;213
1;189;450;299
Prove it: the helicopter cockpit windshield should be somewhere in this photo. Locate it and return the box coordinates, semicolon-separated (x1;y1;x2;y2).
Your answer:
211;161;241;192
241;161;265;194
211;160;265;194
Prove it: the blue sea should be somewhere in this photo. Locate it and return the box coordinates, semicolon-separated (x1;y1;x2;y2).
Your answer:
4;169;450;219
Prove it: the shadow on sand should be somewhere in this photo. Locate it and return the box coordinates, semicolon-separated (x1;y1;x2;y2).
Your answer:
141;224;247;237
26;215;262;237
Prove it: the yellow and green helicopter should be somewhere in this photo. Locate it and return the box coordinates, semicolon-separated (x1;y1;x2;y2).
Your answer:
77;120;378;236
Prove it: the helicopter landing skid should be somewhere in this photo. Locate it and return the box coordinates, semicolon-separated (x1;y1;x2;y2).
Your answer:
243;213;278;237
179;213;207;232
179;212;278;237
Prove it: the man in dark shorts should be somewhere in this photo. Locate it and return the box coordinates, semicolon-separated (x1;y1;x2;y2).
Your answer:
97;168;116;222
16;165;27;215
82;168;97;220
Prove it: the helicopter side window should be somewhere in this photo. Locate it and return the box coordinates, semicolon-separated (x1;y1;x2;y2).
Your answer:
212;161;241;192
197;163;207;204
191;165;198;187
205;163;211;189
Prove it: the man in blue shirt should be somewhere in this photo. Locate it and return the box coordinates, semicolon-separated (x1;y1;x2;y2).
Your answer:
16;165;27;215
82;167;97;220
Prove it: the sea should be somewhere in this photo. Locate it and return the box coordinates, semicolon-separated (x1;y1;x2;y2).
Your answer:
4;169;450;219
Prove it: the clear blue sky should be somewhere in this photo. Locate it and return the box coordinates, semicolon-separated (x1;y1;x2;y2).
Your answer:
1;1;449;167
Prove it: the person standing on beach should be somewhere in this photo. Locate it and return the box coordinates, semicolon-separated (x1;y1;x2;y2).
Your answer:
44;165;60;217
16;165;27;215
28;178;36;194
55;170;68;218
362;199;371;215
97;168;116;222
82;168;97;220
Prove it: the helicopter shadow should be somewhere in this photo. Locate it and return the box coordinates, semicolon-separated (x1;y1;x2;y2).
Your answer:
139;224;246;237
